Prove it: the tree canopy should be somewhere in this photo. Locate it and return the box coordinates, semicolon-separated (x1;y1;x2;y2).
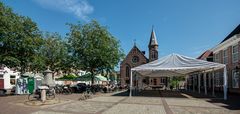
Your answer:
67;20;124;84
0;2;43;72
0;2;124;79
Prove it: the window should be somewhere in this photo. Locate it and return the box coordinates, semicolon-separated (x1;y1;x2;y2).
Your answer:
214;53;220;63
153;78;157;85
215;72;222;87
232;70;239;88
160;78;166;84
232;45;239;63
132;56;139;63
152;51;155;59
223;49;228;64
126;66;130;77
10;75;16;85
0;74;3;78
154;52;157;59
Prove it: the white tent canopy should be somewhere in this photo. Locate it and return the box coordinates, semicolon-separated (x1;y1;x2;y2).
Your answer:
130;53;228;100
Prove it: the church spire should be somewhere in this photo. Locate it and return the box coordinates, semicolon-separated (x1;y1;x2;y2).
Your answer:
148;26;159;62
148;26;158;46
133;39;136;47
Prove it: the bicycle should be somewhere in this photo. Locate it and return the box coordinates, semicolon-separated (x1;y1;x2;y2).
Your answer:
79;87;93;100
62;85;72;95
28;89;41;101
46;87;55;100
28;88;55;101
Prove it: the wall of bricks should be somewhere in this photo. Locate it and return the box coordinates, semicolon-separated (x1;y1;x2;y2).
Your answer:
120;46;148;86
213;41;240;94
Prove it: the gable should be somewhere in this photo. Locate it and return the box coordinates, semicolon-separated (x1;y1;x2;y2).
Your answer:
121;46;148;66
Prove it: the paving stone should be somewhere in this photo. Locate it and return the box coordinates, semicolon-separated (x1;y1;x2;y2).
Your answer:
32;110;72;114
86;96;126;103
169;106;235;114
165;98;220;108
50;101;114;114
102;103;166;114
122;97;163;105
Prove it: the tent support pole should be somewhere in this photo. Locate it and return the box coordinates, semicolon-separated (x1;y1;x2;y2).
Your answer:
198;73;201;94
223;66;227;100
185;76;188;91
193;76;195;92
209;72;211;91
129;70;133;97
212;71;215;96
204;72;207;95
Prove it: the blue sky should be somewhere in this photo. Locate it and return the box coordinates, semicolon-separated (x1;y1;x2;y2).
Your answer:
2;0;240;59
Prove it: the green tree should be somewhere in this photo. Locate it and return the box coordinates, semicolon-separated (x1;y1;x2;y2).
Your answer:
0;2;43;72
67;20;124;84
40;32;69;73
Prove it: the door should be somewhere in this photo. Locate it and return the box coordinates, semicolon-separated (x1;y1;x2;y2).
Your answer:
153;79;157;85
0;79;4;89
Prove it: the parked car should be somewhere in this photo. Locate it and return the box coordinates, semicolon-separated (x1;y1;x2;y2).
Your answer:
73;83;87;93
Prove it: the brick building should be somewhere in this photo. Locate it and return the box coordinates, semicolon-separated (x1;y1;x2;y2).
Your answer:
120;28;167;88
197;24;240;94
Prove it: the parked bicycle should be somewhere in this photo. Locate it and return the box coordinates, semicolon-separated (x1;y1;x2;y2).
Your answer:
28;87;55;101
54;84;64;94
28;89;41;101
62;85;72;94
46;87;55;100
79;86;93;100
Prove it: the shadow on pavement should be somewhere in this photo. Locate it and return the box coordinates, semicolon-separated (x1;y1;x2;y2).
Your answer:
112;90;188;98
181;91;240;110
112;90;240;110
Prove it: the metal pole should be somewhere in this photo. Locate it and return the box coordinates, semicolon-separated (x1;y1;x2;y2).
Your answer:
223;66;228;100
185;75;188;91
129;70;133;97
193;76;195;92
209;73;211;89
212;71;215;96
204;72;207;95
198;73;201;94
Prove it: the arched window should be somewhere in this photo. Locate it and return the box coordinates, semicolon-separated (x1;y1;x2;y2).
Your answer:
154;51;157;59
152;51;155;59
126;66;130;77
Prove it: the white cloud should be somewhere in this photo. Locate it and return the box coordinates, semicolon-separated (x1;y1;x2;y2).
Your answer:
33;0;94;21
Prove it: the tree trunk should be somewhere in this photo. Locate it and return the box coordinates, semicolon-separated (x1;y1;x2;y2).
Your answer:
91;71;95;85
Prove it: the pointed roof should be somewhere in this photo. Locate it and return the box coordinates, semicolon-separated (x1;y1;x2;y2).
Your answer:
120;45;148;65
197;50;213;60
149;28;158;46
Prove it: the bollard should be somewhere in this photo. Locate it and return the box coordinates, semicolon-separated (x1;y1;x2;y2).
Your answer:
41;89;46;102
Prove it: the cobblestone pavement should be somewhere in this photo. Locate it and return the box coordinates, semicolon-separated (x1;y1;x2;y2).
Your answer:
1;91;239;114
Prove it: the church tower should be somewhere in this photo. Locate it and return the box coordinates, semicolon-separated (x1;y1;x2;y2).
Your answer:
148;27;158;62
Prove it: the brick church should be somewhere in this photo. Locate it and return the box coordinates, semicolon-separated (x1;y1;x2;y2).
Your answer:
120;28;168;89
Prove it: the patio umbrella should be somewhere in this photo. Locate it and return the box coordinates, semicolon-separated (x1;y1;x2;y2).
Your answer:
76;73;108;81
